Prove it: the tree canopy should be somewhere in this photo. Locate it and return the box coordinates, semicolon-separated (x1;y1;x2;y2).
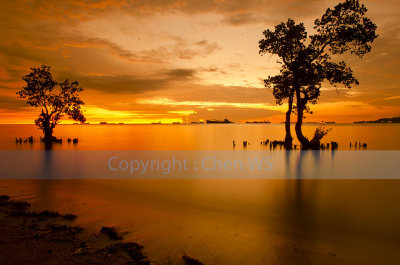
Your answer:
17;65;86;141
259;0;377;149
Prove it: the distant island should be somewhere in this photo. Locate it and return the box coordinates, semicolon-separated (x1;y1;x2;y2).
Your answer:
206;119;234;124
354;116;400;123
246;120;271;124
73;122;90;125
98;122;124;125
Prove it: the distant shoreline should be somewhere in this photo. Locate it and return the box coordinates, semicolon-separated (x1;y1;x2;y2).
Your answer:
354;117;400;124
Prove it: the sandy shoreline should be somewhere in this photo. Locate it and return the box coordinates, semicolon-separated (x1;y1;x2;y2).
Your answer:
0;195;203;265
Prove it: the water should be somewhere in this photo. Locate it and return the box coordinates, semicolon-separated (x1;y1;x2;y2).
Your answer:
2;123;400;150
0;124;399;264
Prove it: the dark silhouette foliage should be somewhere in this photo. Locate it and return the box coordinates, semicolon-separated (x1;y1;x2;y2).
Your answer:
17;65;86;141
259;0;377;149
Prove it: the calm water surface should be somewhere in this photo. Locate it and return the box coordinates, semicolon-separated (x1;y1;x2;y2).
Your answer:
1;123;399;150
0;124;399;265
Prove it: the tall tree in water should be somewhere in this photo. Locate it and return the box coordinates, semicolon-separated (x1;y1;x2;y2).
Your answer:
17;65;86;142
259;0;377;149
264;69;296;149
259;19;306;149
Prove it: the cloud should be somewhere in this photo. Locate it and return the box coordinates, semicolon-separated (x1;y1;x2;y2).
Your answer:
137;97;283;111
63;37;144;62
0;95;29;111
368;96;400;107
190;106;280;121
164;37;222;60
136;96;283;122
221;13;277;27
193;39;222;54
60;36;222;64
164;69;196;79
0;0;322;20
69;67;197;94
78;75;169;94
152;83;274;104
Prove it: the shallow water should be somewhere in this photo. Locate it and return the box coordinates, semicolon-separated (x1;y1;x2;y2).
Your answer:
0;124;400;264
1;179;400;265
2;123;400;150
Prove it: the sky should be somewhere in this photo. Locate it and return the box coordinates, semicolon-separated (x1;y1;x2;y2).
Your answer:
0;0;399;124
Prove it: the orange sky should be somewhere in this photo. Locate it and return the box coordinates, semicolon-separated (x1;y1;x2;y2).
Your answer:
0;0;399;124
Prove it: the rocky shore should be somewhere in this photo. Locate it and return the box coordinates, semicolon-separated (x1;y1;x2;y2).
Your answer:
0;195;203;265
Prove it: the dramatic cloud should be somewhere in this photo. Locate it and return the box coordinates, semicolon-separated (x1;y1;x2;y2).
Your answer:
0;0;399;123
69;68;197;94
221;13;278;27
0;95;29;111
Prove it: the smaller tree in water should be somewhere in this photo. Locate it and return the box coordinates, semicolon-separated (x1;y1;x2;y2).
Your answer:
17;65;86;142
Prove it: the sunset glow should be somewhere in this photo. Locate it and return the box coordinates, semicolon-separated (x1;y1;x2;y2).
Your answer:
0;0;399;124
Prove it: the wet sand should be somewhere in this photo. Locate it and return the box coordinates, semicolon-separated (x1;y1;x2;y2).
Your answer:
0;191;370;265
0;195;151;265
0;194;208;265
2;180;400;265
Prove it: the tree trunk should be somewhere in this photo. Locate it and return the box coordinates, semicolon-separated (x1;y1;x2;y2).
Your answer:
42;118;54;142
284;95;293;150
295;99;311;149
43;127;53;141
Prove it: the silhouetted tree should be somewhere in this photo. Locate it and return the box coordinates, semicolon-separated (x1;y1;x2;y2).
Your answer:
17;65;86;141
264;69;295;149
259;19;306;149
259;0;377;149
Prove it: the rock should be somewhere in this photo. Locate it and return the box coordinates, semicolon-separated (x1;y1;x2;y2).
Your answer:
100;226;123;240
100;242;150;264
0;195;10;202
8;201;31;214
183;255;204;265
272;140;285;146
38;210;61;218
63;213;77;221
48;224;83;235
74;248;85;255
